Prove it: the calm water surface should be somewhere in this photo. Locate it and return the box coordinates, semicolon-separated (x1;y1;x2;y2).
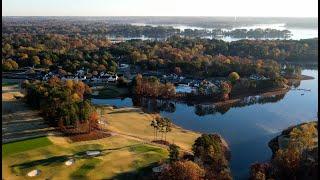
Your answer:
92;69;318;179
122;23;318;41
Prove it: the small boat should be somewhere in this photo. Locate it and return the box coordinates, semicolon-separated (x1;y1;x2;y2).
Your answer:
301;94;304;96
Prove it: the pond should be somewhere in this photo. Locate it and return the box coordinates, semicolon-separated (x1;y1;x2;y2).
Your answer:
92;69;318;179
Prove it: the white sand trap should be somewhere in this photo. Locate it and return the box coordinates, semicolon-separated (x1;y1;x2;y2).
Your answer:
86;150;101;156
65;159;75;166
27;169;40;177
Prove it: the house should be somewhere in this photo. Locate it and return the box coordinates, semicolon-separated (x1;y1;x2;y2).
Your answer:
152;163;169;173
119;64;129;69
107;75;118;83
196;80;220;95
249;74;269;80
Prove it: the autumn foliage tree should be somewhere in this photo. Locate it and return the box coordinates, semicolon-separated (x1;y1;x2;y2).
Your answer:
220;81;232;100
2;59;19;71
159;161;205;180
133;74;175;98
24;77;97;134
228;72;240;84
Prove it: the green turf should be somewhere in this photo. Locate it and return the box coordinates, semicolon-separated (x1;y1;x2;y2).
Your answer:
2;137;53;157
2;82;18;87
129;144;166;154
70;158;102;179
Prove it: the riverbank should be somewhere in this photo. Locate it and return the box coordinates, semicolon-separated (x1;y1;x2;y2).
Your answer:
92;74;314;107
174;87;290;107
250;121;318;179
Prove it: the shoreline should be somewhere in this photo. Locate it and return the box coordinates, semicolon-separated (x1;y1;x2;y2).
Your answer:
92;74;314;107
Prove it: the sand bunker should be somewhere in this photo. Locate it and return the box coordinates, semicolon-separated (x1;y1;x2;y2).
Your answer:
65;159;75;166
86;150;101;156
27;169;41;177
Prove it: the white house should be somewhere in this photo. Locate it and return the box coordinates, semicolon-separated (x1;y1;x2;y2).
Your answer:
107;75;118;83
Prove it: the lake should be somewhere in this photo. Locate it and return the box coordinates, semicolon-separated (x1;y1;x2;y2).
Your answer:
118;23;317;42
92;69;318;179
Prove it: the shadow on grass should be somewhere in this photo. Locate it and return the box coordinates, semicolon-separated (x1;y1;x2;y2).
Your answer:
10;149;108;174
106;162;158;180
108;108;142;114
11;155;70;170
70;158;102;179
10;143;145;172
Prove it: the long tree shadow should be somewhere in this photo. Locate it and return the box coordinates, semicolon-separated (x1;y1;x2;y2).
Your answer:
11;155;70;170
11;149;108;173
105;162;158;180
10;143;146;172
108;108;142;114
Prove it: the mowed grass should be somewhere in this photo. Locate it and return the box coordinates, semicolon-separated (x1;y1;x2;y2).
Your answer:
102;107;201;151
2;136;53;157
2;82;18;87
2;105;198;179
70;158;102;179
2;135;168;180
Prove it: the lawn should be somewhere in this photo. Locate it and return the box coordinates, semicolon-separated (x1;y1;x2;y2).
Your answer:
2;82;18;87
2;136;53;157
70;158;102;179
2;135;169;179
2;99;199;179
101;107;201;152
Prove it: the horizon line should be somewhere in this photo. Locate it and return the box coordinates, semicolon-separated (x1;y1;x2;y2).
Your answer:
2;15;318;18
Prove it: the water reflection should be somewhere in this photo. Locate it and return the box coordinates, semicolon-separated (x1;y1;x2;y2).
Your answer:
194;93;286;116
132;97;176;113
91;69;317;179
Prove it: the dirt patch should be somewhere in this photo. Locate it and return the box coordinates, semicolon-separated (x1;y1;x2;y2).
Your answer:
2;92;24;101
152;140;170;146
68;130;111;142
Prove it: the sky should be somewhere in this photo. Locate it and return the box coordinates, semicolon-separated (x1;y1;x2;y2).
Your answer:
2;0;318;17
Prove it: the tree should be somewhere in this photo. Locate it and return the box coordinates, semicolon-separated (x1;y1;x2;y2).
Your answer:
163;117;172;141
2;59;19;71
32;56;41;66
58;69;67;76
220;82;232;100
97;64;106;72
169;144;180;163
42;58;53;67
159;161;205;180
2;61;13;71
151;119;158;140
174;67;182;75
92;70;98;76
155;116;165;140
88;111;99;132
228;72;240;84
192;134;231;179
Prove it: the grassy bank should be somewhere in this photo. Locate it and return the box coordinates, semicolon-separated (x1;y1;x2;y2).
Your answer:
2;84;201;179
2;82;18;87
2;135;169;179
2;136;53;157
100;106;201;152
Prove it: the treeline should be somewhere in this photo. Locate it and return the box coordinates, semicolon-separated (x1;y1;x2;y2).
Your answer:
2;20;292;39
132;74;176;98
156;134;232;180
23;77;98;133
225;28;291;38
2;22;317;78
250;122;318;180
